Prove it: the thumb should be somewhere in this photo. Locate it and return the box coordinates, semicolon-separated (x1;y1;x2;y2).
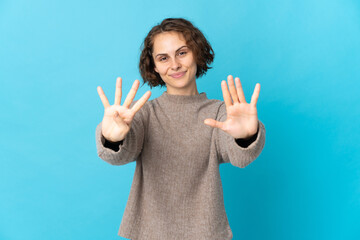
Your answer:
113;111;126;127
204;118;224;129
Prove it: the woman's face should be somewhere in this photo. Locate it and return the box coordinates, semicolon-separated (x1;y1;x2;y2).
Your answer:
152;31;198;95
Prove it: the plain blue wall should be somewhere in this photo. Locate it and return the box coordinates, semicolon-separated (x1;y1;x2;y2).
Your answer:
1;0;359;239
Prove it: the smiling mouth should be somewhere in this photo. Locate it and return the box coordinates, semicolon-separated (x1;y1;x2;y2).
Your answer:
170;71;186;78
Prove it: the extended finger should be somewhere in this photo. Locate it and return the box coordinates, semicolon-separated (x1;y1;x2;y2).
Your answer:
123;79;140;108
114;77;122;105
97;86;110;108
130;90;152;114
227;75;239;104
221;80;232;107
250;83;261;106
204;118;225;130
235;77;246;103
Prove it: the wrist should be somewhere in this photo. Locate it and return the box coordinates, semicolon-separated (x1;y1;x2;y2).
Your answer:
236;124;259;141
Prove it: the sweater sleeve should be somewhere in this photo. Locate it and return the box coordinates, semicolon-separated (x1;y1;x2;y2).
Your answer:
215;102;266;167
95;101;147;166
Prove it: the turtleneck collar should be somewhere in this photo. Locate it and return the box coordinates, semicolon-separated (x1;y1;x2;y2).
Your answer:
158;91;208;104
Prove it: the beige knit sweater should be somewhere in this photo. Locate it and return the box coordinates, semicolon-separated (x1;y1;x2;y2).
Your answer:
95;91;266;240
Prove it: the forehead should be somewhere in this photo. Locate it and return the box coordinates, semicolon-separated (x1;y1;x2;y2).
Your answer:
152;31;187;54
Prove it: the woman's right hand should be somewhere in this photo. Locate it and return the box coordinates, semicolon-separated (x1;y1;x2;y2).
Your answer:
97;77;151;142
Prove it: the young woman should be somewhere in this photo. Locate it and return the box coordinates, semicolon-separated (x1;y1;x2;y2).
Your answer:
96;18;266;240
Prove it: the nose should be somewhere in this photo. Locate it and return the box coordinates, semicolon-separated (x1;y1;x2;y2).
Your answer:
170;58;181;70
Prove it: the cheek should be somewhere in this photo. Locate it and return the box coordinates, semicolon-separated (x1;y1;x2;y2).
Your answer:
186;56;197;69
154;64;166;74
190;61;197;77
158;66;167;75
154;63;159;73
190;60;197;71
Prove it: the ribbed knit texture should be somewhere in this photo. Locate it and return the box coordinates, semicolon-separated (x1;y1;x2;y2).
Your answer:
95;91;266;240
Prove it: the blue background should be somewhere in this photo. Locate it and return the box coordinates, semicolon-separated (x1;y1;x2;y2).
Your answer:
1;0;359;239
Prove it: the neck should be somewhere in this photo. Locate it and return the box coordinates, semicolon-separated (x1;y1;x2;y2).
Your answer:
165;83;199;96
160;91;207;104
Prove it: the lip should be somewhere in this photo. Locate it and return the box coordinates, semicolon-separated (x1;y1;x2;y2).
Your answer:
170;71;186;78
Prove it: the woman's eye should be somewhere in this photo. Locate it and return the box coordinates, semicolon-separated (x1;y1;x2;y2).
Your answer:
159;57;167;61
179;51;187;56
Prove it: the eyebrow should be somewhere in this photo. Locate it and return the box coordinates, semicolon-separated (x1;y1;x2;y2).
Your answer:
154;45;188;58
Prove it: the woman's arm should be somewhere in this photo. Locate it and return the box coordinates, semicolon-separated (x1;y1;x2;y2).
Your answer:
95;109;146;165
95;77;150;165
204;75;266;167
214;107;266;167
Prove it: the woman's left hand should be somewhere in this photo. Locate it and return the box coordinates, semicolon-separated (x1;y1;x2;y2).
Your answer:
204;75;260;139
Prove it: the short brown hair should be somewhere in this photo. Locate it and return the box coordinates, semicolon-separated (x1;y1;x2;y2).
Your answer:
139;18;215;88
